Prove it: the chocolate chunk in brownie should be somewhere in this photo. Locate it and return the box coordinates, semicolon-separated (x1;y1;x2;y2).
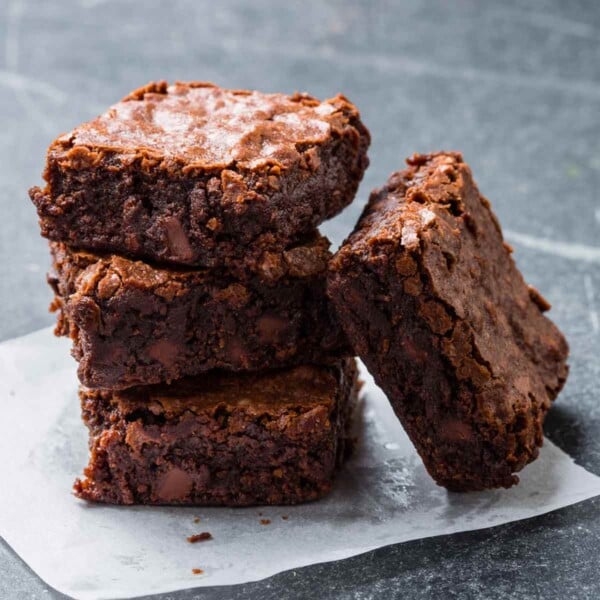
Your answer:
74;359;359;506
328;152;569;491
31;81;370;268
49;234;349;390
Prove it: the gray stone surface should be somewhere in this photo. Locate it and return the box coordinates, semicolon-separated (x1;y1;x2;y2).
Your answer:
1;0;599;597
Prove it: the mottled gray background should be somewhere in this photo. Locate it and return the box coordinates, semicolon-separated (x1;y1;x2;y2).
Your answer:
1;0;599;598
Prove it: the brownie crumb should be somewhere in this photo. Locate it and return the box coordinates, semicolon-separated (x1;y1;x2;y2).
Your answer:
281;515;289;520
193;517;201;524
260;519;271;525
187;532;213;543
191;568;204;575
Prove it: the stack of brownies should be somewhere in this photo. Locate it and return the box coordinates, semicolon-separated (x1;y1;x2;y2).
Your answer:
31;81;570;500
29;81;370;505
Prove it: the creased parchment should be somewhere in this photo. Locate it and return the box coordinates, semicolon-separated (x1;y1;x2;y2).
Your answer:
1;328;599;600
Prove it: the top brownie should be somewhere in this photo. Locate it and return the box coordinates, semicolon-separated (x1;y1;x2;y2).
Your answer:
328;152;569;491
30;81;370;267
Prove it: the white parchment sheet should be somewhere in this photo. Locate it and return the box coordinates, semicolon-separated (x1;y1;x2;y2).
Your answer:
1;328;599;600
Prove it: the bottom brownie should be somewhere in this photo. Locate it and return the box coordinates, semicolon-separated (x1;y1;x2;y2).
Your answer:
74;359;359;506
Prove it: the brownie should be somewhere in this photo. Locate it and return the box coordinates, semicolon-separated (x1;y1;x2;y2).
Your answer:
49;234;349;390
328;152;569;492
74;359;359;506
30;81;370;268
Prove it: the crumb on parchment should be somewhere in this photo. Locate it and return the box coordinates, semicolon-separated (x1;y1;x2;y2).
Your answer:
187;532;213;543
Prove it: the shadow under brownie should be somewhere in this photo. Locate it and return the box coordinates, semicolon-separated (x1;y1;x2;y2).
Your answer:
328;152;569;492
49;234;349;390
74;359;359;506
30;81;370;268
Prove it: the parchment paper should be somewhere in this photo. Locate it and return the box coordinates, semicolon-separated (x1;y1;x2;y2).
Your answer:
1;328;599;600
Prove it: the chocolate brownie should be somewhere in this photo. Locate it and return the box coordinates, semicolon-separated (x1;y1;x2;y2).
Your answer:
328;152;569;491
49;234;349;390
74;359;359;506
30;81;370;267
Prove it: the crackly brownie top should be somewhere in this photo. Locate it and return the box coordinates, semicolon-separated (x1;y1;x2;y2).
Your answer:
335;152;469;256
50;233;331;301
83;360;354;417
51;81;361;170
333;151;568;400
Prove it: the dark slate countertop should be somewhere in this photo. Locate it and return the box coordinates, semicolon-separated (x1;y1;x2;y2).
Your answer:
1;0;599;598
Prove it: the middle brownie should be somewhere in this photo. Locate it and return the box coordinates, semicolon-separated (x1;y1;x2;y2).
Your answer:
49;234;348;390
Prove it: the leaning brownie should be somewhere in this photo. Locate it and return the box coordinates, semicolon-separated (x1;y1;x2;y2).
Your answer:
30;81;370;268
49;234;348;390
328;152;569;491
74;359;358;506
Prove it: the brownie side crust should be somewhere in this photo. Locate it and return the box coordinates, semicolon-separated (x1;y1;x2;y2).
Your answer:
74;359;359;506
328;152;569;492
31;81;370;268
49;234;349;390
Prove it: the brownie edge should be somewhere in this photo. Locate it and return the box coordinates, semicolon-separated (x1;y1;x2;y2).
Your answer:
74;359;359;506
328;152;569;492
